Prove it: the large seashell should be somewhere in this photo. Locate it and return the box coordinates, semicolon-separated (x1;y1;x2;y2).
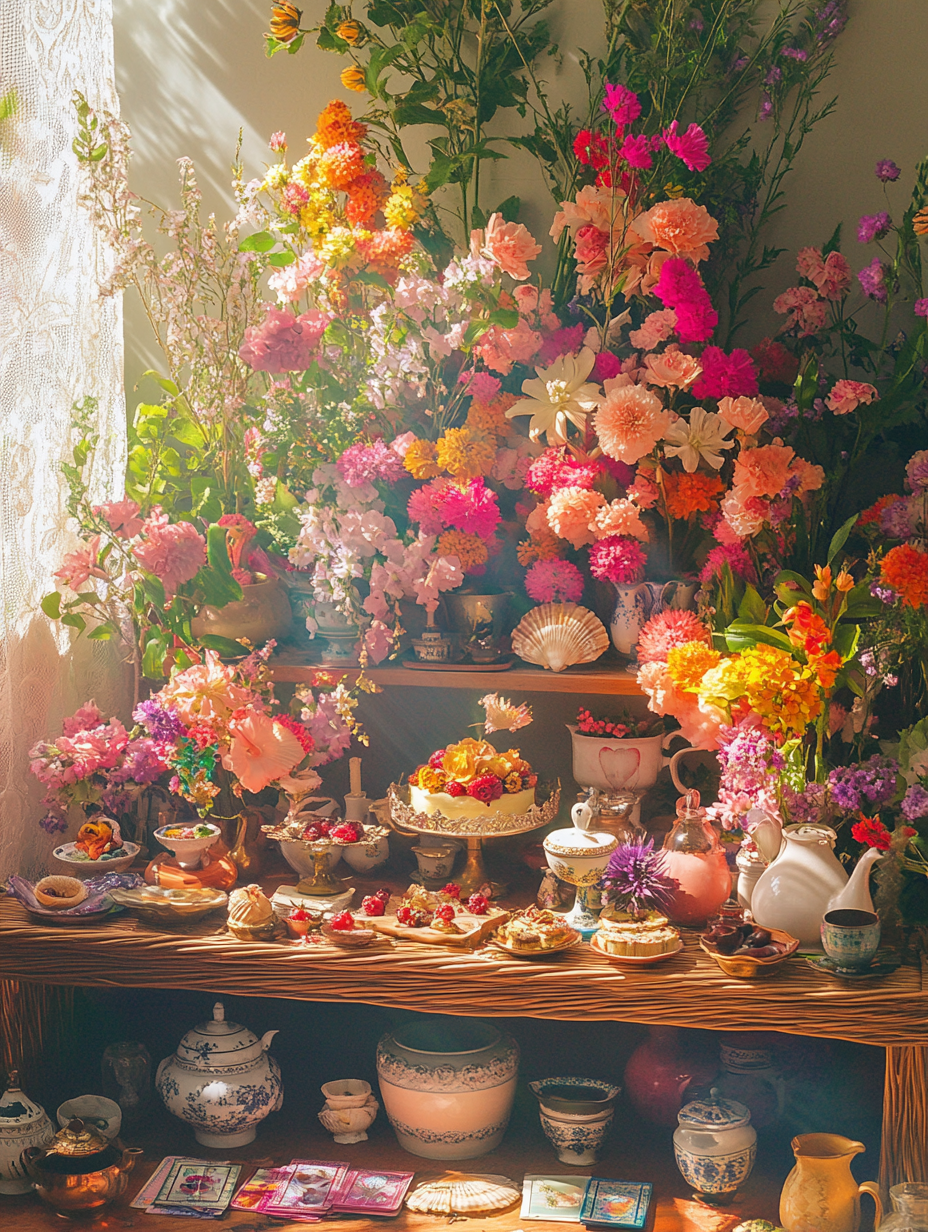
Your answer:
405;1173;520;1215
511;603;608;672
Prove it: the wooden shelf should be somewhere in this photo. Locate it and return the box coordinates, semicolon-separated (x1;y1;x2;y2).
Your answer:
271;658;644;695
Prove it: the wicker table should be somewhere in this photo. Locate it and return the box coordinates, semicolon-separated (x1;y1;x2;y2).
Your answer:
0;891;925;1195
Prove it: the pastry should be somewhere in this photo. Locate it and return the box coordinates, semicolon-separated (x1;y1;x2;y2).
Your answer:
33;875;87;910
322;911;375;946
408;738;536;821
227;883;277;938
495;905;576;951
597;912;680;956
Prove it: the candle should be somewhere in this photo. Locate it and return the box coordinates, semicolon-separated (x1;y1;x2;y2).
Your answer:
349;757;362;797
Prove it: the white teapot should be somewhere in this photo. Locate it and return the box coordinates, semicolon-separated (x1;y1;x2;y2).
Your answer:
156;1001;282;1147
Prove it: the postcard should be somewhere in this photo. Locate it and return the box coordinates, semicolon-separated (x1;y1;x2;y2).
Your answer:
263;1159;349;1216
231;1167;292;1211
580;1178;653;1228
153;1160;241;1211
521;1174;591;1221
330;1168;415;1213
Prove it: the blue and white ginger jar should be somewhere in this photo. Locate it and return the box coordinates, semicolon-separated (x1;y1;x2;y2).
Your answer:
673;1090;756;1202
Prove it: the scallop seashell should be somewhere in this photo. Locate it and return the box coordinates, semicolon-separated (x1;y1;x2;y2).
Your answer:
405;1173;520;1214
511;603;609;672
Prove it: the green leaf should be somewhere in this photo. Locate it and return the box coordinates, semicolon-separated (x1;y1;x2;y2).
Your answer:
141;371;179;397
773;570;814;600
493;195;521;222
316;26;343;52
142;635;167;679
393;102;446;127
61;612;86;633
737;585;767;625
488;307;519;329
266;250;296;267
41;592;62;620
723;622;793;653
827;513;858;565
201;525;244;606
87;624;115;641
832;621;860;661
198;634;249;657
463;319;491;348
238;231;276;253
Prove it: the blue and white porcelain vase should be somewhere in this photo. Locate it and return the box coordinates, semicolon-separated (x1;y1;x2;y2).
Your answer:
156;1001;282;1147
376;1018;519;1160
673;1090;756;1204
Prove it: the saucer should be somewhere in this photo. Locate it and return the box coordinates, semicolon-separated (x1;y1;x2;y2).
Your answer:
805;949;901;980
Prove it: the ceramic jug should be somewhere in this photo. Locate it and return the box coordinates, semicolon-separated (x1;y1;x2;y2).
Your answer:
779;1134;881;1232
624;1026;718;1127
156;1001;282;1147
609;582;651;657
0;1071;54;1194
751;825;880;948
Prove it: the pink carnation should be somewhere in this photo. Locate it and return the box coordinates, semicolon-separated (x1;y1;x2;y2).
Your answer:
826;380;879;415
602;82;642;127
627;471;660;509
652;258;718;343
589;535;647;585
537;323;586;366
62;701;104;737
407;479;452;535
619;132;654;170
480;213;541;280
54;536;108;591
638;609;712;664
93;499;143;539
547;487;606;549
773;286;826;336
594;383;670;465
814;252;851;300
717;396;769;435
441;479;501;539
239;306;330;372
337;440;406;487
465;372;502;402
133;509;207;597
662;120;711;172
699;542;757;586
642;345;702;390
474;318;541;374
525;559;584;604
591;351;622;382
593;498;649;541
525;449;599;498
691;347;758;400
629;310;678;350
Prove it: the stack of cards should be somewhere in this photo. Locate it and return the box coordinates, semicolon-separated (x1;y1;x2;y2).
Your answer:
228;1160;415;1221
132;1157;242;1219
328;1167;415;1216
581;1178;653;1229
521;1175;592;1222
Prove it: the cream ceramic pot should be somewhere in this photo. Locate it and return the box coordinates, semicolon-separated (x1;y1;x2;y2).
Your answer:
0;1071;54;1194
156;1001;282;1147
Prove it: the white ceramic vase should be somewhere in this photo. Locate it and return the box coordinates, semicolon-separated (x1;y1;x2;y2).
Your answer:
156;1002;282;1147
609;582;650;657
377;1019;519;1160
0;1072;54;1194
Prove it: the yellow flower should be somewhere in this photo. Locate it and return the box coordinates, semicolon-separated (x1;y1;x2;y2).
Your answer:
383;184;426;230
341;65;367;93
403;439;441;480
336;19;361;43
268;2;302;44
466;393;518;438
417;767;447;793
740;643;822;737
260;164;290;191
666;641;721;692
436;530;488;572
698;656;750;705
318;225;359;266
441;737;495;784
504;772;523;793
435;427;496;481
487;756;514;778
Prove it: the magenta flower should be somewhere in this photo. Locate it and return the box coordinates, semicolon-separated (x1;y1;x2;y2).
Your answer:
662;120;711;173
875;159;901;182
857;212;891;244
463;371;502;402
619;133;653;170
858;258;887;303
407;479;452;535
601;82;641;128
525;559;584;604
653;258;718;343
588;535;647;585
591;351;622;383
781;47;808;61
691;346;758;400
915;299;928;317
239;306;330;372
441;479;501;539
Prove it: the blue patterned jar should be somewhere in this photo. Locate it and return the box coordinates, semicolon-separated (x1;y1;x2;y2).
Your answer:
377;1019;519;1160
673;1090;756;1205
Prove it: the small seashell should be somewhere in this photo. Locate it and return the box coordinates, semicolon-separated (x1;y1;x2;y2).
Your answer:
511;603;608;672
405;1173;520;1214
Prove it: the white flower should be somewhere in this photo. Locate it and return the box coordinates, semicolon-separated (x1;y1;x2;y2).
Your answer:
479;693;533;734
662;407;735;472
506;347;602;445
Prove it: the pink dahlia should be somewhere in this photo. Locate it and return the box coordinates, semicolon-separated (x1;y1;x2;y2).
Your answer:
239;306;330;372
133;510;207;597
525;559;584;604
637;609;712;664
588;535;647;584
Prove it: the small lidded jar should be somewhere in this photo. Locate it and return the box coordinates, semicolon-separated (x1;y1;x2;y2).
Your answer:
673;1088;757;1204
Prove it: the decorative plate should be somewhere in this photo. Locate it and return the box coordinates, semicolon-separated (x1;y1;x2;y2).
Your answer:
7;873;143;923
488;931;582;960
108;885;228;924
590;933;684;965
805;950;901;981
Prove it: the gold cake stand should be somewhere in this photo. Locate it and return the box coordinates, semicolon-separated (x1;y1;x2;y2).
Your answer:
386;783;560;897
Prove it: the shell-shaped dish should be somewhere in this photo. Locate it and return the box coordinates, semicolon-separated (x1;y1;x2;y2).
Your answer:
511;603;608;673
405;1174;520;1214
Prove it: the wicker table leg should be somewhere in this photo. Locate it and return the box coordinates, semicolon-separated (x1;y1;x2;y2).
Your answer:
881;1044;928;1192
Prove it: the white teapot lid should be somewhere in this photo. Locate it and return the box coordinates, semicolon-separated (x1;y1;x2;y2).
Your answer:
176;1001;263;1065
544;826;618;857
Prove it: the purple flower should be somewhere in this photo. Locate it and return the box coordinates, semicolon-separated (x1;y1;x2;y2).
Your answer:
857;212;891;244
880;496;918;538
730;55;749;73
602;839;675;915
758;93;773;121
39;808;69;835
133;699;185;741
781;782;829;825
781;47;808;61
915;299;928;318
765;65;782;85
868;583;897;606
858;258;887;302
811;0;847;43
906;450;928;491
901;784;928;821
875;159;901;182
828;756;900;813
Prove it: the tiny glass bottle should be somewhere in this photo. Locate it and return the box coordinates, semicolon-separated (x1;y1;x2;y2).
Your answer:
661;790;732;927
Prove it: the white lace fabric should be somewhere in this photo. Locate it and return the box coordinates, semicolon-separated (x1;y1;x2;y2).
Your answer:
0;0;128;878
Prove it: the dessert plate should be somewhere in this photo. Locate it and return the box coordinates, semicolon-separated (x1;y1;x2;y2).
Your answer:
590;933;684;965
488;931;582;960
805;950;901;981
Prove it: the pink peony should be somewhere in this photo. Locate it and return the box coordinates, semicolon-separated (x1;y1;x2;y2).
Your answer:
133;510;207;597
54;536;108;591
773;286;826;336
547;487;606;549
633;198;718;263
717;396;769;435
480;213;542;280
588;535;647;584
630;309;678;350
525;559;584;604
638;609;712;664
690;347;758;400
94;499;143;539
62;701;104;736
593;498;649;541
594;382;670;465
661;120;711;172
826;379;879;415
652;258;718;342
239;306;330;372
642;345;702;390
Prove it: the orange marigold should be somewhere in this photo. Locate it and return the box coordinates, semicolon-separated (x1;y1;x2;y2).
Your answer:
404;440;441;480
318;141;365;191
315;100;366;150
436;530;488;572
516;530;563;565
435;427;496;481
358;227;414;269
345;168;389;226
467;393;519;438
663;470;724;520
881;543;928;608
666;641;721;691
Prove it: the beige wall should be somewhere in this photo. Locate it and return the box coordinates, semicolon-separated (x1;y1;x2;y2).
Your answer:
114;0;928;397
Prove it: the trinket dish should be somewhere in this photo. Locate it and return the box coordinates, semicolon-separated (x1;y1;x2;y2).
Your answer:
700;926;799;978
109;884;228;924
53;841;140;877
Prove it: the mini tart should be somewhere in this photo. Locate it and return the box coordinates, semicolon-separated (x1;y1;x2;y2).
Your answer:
496;905;575;951
33;875;87;910
321;919;374;947
597;916;680;957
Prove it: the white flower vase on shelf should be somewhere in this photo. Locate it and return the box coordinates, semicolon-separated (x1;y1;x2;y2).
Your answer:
609;582;650;660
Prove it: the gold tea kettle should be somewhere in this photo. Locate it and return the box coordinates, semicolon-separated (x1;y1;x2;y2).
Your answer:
21;1117;142;1215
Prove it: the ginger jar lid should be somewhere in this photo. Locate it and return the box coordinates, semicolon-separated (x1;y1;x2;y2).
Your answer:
0;1071;49;1137
678;1089;751;1130
543;827;618;858
176;1002;266;1066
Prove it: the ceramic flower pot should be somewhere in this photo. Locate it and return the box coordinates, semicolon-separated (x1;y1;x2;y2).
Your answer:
191;576;292;644
539;1105;615;1165
377;1018;519;1160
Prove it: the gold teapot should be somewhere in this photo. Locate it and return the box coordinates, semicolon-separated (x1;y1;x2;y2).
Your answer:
21;1117;142;1215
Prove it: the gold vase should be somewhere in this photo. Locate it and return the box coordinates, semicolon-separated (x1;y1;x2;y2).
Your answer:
228;809;268;880
191;576;292;645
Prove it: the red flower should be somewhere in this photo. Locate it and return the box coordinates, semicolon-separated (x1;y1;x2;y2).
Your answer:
751;337;800;386
444;781;466;797
467;775;504;804
572;129;609;169
851;815;892;851
274;714;315;755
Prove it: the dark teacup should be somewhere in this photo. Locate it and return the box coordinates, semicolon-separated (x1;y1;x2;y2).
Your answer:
820;908;880;971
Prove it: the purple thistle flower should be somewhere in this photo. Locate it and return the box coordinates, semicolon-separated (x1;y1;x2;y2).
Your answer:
857;211;891;244
875;159;901;182
901;784;928;821
602;839;675;916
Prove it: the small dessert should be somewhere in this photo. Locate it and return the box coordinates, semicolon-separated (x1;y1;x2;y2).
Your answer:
408;738;537;821
360;894;386;917
467;893;489;915
701;921;789;959
495;905;577;952
227;883;277;939
321;911;374;947
440;883;461;899
74;819;124;861
33;875;87;910
330;822;364;843
395;905;430;927
285;906;320;939
597;911;680;957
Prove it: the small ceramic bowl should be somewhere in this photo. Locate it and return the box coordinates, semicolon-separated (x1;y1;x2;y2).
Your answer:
153;824;221;871
56;1096;122;1140
320;1079;372;1110
529;1077;621;1116
340;829;390;873
538;1105;615;1165
700;926;800;978
52;842;140;879
411;845;457;882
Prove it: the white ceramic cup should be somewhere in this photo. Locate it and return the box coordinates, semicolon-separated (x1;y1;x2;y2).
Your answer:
56;1095;122;1140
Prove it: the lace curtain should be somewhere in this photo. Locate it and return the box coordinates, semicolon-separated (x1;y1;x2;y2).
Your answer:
0;0;127;878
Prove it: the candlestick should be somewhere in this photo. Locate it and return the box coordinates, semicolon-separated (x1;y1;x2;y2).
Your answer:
349;757;362;798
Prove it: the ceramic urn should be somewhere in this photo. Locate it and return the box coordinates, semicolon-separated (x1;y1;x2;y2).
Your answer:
156;1001;282;1147
0;1071;54;1194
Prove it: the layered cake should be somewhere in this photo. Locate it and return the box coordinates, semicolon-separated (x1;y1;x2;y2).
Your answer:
495;905;576;952
409;738;537;821
597;911;680;957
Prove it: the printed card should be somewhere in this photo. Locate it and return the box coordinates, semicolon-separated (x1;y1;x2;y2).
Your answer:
580;1178;653;1228
231;1167;292;1211
331;1168;415;1213
153;1161;240;1211
263;1159;349;1216
521;1175;591;1221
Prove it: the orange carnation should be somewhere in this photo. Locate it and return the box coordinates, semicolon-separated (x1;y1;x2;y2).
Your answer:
881;544;928;609
662;471;723;519
318;142;365;191
345;169;389;226
436;530;488;572
435;427;496;481
315;100;367;150
358;228;414;270
858;494;898;527
666;641;721;691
